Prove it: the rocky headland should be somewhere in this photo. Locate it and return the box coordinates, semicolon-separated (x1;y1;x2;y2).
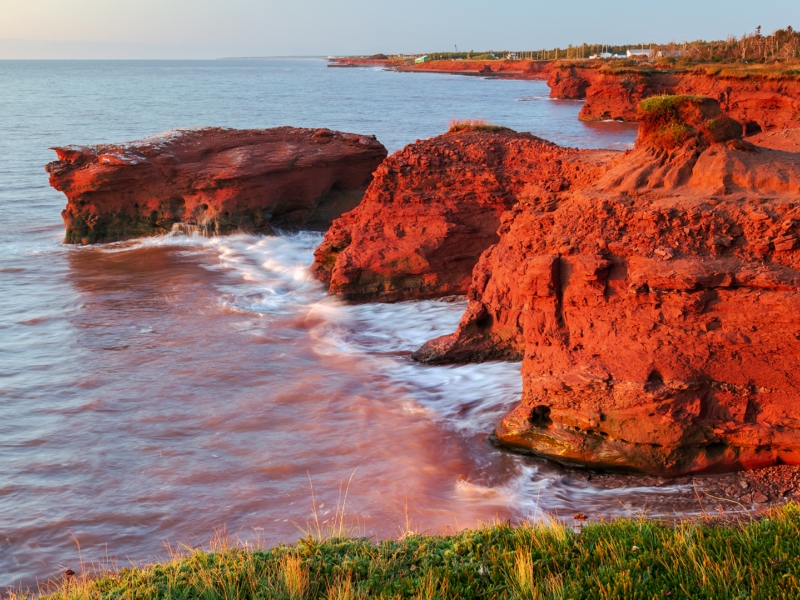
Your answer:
316;97;800;477
311;126;616;302
331;56;800;134
47;127;387;244
396;59;552;79
547;63;800;133
328;57;554;79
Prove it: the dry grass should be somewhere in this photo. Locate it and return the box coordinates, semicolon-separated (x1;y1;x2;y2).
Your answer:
447;119;514;134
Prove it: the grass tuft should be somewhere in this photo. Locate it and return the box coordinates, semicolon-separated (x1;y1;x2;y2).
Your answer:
447;119;515;134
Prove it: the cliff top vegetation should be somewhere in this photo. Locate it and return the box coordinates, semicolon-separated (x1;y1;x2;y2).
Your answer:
363;25;799;66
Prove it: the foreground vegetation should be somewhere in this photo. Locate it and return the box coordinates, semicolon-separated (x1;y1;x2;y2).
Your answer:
29;503;800;599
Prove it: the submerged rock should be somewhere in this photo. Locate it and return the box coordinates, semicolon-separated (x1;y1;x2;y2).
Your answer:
47;127;387;244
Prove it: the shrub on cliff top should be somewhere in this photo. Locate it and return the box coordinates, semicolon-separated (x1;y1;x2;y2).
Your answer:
447;119;514;134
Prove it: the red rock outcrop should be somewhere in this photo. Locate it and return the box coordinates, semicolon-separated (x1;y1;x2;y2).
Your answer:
415;97;800;476
399;59;552;80
312;128;616;302
546;64;601;99
47;127;387;244
574;69;800;133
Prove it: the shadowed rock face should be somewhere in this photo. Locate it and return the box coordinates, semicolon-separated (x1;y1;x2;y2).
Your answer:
46;127;387;244
311;129;617;303
413;97;800;476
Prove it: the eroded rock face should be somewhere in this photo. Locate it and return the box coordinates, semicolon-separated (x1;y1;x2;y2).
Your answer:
47;127;387;244
416;98;800;476
546;65;599;99
575;70;800;134
312;129;616;302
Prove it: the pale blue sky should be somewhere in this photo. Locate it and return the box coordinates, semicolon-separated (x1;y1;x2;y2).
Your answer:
1;0;798;59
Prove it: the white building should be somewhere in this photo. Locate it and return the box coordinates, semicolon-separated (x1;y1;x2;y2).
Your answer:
626;49;651;59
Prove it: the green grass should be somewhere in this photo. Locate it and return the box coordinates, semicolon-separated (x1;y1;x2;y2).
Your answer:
638;94;708;117
637;95;719;149
29;503;800;599
598;65;657;76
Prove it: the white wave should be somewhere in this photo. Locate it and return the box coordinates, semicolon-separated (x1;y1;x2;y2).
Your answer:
180;231;691;520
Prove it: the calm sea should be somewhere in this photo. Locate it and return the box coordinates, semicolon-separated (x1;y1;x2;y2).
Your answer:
1;59;662;589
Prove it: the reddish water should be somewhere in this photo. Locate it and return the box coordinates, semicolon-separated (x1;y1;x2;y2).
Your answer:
1;59;704;590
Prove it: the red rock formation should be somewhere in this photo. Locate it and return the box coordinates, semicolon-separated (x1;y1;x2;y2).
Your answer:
416;97;800;476
546;64;600;99
400;59;552;80
574;69;800;133
47;127;387;244
312;128;616;302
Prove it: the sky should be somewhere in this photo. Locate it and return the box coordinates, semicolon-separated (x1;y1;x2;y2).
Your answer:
1;0;798;59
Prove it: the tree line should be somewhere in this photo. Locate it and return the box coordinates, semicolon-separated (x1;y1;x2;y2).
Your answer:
393;26;799;63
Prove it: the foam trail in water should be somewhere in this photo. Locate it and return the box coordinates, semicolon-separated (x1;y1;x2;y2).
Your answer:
182;232;693;521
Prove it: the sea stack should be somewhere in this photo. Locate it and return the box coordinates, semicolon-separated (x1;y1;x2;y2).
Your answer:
47;127;387;244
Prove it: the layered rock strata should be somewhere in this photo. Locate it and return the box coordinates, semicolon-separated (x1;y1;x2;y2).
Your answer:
47;127;387;244
415;97;800;476
312;129;616;302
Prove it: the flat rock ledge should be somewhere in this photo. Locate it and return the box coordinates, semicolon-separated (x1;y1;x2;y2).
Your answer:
47;126;387;244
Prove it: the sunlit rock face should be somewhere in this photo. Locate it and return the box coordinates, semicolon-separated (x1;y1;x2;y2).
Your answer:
47;126;387;244
312;128;617;303
416;98;800;476
563;68;800;134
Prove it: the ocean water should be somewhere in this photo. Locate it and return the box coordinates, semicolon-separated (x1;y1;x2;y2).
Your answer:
0;58;658;588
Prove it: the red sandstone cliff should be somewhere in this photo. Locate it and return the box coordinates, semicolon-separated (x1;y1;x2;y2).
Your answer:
399;59;551;79
414;97;800;476
546;64;601;99
47;127;387;244
575;69;800;133
312;128;616;302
